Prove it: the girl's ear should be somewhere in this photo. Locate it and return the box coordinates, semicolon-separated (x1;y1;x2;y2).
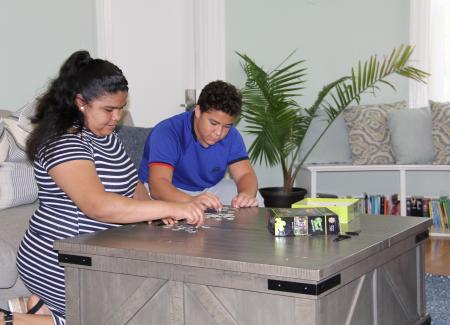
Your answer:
75;94;86;109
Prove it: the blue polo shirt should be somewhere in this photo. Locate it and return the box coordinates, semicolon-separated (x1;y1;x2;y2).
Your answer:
138;111;249;191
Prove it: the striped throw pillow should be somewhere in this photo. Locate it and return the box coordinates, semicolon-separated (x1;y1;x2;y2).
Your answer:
0;162;38;210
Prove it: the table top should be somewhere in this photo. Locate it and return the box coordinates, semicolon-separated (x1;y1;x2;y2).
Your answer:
54;207;431;281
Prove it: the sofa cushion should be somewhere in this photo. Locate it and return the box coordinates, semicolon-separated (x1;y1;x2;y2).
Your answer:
430;100;450;164
0;203;35;246
0;203;36;290
343;101;406;164
387;107;434;164
0;239;18;288
299;111;352;164
116;125;152;169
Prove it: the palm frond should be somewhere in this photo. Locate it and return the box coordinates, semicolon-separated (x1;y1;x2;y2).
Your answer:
238;45;429;190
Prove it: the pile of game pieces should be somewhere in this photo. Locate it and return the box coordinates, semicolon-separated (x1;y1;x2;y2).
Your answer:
161;224;211;234
205;206;236;221
157;206;235;234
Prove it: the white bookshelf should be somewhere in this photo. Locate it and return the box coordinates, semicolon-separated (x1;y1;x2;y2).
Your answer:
298;164;450;237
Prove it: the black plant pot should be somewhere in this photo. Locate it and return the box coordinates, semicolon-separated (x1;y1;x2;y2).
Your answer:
259;187;307;208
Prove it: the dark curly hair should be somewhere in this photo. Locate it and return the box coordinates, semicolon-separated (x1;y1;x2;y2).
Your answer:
26;50;128;160
196;80;242;116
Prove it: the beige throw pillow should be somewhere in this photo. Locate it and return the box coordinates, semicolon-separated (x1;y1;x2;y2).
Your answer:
430;100;450;164
343;101;406;164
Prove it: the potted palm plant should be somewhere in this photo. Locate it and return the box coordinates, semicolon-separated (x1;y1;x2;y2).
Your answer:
237;45;428;207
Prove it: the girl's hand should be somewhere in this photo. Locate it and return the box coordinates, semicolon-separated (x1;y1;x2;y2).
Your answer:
173;202;205;227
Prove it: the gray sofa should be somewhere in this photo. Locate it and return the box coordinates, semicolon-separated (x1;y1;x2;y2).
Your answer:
0;125;151;309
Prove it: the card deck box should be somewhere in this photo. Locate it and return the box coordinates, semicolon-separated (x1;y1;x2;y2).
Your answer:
308;215;325;235
267;207;338;236
326;215;340;234
292;198;360;223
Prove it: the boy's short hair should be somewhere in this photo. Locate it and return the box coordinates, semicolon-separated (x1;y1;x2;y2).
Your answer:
197;80;242;116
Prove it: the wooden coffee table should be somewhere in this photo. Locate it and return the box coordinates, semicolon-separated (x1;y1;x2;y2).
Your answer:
55;208;432;325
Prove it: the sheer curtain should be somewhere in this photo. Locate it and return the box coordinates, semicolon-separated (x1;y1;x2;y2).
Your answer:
410;0;450;108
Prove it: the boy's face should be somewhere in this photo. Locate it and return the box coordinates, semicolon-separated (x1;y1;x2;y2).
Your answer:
193;105;236;147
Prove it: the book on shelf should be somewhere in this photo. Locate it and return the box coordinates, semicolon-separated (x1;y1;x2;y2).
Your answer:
439;197;450;229
319;193;450;232
430;200;441;229
390;194;400;216
422;198;429;218
425;197;450;229
407;197;424;217
361;193;397;215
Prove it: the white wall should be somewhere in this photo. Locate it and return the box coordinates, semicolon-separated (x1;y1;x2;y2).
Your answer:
97;0;226;127
0;0;96;110
2;1;411;188
103;0;196;127
225;0;411;188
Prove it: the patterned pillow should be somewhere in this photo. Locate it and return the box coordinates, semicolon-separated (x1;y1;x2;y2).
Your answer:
430;101;450;164
343;101;407;164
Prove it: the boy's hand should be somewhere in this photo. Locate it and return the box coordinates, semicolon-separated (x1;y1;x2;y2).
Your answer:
231;193;258;208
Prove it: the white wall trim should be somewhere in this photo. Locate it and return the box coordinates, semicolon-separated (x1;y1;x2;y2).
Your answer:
95;0;113;59
409;0;431;108
193;0;226;90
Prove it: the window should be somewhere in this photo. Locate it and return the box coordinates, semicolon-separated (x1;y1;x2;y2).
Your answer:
410;0;450;107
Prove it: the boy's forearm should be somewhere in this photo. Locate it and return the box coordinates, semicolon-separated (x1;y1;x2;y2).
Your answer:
236;173;258;197
150;180;193;203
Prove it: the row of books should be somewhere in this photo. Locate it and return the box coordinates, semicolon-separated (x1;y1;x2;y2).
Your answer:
420;197;450;229
360;193;450;229
361;193;400;216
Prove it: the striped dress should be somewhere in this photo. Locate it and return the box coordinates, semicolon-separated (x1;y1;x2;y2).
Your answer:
16;128;138;325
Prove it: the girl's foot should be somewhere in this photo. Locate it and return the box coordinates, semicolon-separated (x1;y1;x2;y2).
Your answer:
27;294;51;315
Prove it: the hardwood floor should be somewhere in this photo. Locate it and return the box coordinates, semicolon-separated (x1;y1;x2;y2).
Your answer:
425;236;450;276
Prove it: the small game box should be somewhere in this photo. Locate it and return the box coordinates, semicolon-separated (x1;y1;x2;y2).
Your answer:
292;198;360;224
267;207;339;236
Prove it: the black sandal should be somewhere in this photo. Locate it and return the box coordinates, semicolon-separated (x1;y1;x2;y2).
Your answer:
0;308;13;324
27;298;44;314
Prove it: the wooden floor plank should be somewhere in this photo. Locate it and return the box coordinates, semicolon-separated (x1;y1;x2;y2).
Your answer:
425;237;450;276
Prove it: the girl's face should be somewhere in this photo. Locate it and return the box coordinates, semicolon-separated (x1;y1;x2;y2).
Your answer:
78;91;128;137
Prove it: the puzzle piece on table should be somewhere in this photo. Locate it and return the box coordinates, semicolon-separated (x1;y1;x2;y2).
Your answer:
205;206;236;221
168;224;209;234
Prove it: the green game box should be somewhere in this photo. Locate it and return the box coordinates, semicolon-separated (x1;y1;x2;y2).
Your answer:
292;198;360;224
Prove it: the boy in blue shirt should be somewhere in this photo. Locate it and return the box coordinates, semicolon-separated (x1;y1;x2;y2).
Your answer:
139;80;263;210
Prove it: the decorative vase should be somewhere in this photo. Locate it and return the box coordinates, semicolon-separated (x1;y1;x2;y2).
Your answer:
259;187;307;208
